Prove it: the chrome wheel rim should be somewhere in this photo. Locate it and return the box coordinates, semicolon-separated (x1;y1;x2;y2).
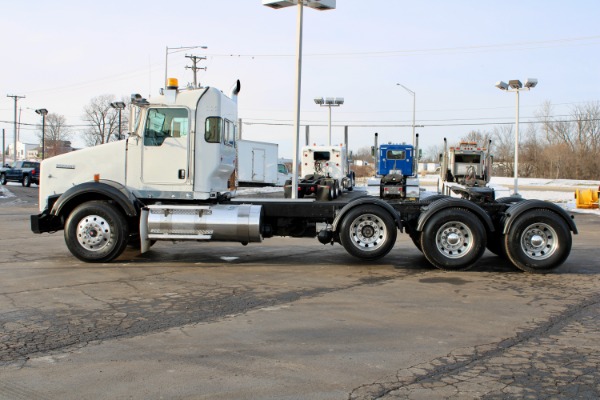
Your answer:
76;214;113;252
520;222;557;260
436;221;474;259
349;213;388;252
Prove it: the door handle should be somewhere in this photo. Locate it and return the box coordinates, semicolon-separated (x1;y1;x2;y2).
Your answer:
178;169;186;179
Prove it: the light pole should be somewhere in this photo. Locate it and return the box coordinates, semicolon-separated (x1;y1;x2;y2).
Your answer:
396;83;416;148
314;97;344;145
35;108;48;160
263;0;336;199
495;78;538;197
110;102;127;140
7;94;25;161
165;45;207;88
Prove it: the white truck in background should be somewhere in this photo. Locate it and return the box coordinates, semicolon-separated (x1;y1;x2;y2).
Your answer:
284;144;355;200
236;140;279;186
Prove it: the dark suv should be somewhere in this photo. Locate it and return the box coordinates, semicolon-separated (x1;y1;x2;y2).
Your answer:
0;161;40;187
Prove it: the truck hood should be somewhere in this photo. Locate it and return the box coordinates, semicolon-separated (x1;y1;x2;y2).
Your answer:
39;141;127;211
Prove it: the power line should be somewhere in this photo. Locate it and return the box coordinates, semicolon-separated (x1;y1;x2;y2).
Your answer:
207;35;600;59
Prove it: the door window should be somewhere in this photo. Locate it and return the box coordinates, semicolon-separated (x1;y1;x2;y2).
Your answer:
144;108;188;146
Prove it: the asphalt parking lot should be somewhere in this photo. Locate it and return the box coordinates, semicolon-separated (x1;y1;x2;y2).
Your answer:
1;184;600;399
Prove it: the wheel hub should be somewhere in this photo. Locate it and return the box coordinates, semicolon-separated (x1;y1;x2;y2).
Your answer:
521;223;557;260
361;225;375;238
436;222;473;259
77;215;112;251
446;232;461;246
351;214;387;251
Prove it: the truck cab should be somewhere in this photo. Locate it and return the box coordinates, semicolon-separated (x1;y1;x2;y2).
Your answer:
438;139;494;201
38;79;240;212
286;144;354;199
373;140;419;200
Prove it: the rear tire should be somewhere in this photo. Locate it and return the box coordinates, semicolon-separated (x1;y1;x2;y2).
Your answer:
339;205;397;260
504;209;571;273
420;208;486;271
23;174;31;187
0;174;6;185
64;201;130;263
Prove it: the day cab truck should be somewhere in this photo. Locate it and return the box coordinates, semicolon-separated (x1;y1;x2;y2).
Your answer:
284;144;355;200
31;78;577;273
438;138;493;201
371;132;420;200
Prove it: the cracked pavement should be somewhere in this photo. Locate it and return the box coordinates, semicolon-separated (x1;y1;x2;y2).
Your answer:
1;186;600;399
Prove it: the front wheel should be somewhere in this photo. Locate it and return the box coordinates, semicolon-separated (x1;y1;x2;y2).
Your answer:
420;208;486;271
339;205;397;260
0;174;6;185
504;209;571;273
64;201;130;263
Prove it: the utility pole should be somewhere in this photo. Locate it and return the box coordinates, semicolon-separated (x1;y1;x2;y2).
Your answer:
2;129;5;166
185;55;207;88
7;94;25;161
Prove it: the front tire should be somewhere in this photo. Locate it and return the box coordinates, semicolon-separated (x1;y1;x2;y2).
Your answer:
420;208;486;271
339;205;397;260
504;209;571;273
64;201;130;263
0;174;6;185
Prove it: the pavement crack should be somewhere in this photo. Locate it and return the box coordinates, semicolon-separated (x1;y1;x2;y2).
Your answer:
350;292;600;399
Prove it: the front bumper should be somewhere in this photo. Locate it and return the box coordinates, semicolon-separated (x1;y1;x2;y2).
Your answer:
31;210;63;234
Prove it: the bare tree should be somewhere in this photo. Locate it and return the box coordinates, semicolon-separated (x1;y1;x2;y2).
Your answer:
37;113;72;157
491;125;514;177
423;144;444;163
536;101;600;179
82;95;129;146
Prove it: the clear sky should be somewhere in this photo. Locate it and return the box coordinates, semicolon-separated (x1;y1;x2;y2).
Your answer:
1;0;599;159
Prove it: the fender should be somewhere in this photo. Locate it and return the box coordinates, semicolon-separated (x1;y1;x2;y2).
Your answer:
332;197;402;232
416;197;495;233
502;200;578;235
51;180;139;218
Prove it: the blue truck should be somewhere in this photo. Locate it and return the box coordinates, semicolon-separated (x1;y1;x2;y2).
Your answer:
1;161;40;187
373;133;420;199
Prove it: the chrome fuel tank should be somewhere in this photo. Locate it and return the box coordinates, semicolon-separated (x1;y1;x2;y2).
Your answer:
144;204;263;243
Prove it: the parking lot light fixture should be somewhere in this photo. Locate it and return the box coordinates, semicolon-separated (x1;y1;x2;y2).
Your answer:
110;102;127;140
263;0;336;199
314;96;344;145
496;78;538;197
35;108;48;160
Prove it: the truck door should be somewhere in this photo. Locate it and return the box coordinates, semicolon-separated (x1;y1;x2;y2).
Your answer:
252;148;266;181
141;107;190;185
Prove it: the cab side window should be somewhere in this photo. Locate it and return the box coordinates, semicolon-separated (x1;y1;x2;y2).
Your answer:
144;108;188;146
223;119;235;147
205;117;222;143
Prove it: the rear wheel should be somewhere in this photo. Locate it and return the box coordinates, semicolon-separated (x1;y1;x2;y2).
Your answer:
64;201;130;263
420;208;486;271
23;174;31;187
0;174;6;185
504;209;571;273
339;205;397;260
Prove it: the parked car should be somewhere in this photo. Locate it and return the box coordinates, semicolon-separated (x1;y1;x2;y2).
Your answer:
0;161;40;187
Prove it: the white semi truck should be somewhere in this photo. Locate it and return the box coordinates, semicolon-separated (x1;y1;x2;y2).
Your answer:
438;138;493;199
284;144;355;200
31;78;577;273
